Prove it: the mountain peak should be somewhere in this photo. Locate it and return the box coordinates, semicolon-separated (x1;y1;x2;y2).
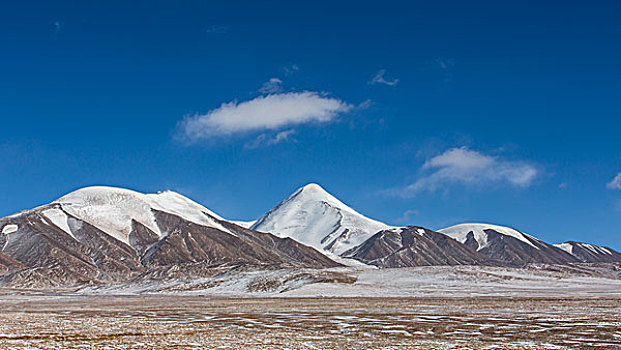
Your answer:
52;185;230;245
252;183;391;256
289;183;352;213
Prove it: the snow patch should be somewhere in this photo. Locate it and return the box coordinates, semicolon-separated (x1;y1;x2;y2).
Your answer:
230;220;257;229
555;242;574;255
41;208;76;239
2;224;18;234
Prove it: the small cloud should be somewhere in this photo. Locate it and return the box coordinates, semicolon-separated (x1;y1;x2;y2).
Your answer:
435;57;456;82
390;147;538;197
282;64;299;76
259;78;283;94
395;209;419;224
245;129;296;149
206;25;229;34
436;57;456;70
368;69;399;86
357;99;373;110
606;173;621;190
178;92;353;141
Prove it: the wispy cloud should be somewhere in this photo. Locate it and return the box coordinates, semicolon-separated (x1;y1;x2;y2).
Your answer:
258;78;283;94
368;69;399;86
435;57;456;82
245;129;296;149
53;21;61;35
178;92;353;141
394;209;420;224
282;64;299;76
607;173;621;190
391;147;538;197
206;25;229;34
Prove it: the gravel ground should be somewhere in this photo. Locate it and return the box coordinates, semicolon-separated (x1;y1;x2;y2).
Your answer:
0;295;619;349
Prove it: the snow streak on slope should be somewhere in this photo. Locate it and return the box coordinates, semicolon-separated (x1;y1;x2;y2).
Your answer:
41;208;75;239
251;183;391;256
438;223;539;250
555;242;612;256
230;220;257;229
555;242;574;255
55;186;232;245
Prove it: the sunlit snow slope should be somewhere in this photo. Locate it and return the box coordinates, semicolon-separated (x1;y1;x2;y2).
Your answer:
251;183;392;256
55;186;232;245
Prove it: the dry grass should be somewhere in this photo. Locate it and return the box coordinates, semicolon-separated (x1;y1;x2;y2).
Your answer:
0;296;619;349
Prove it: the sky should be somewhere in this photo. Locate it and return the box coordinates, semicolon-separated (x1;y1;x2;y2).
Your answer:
1;1;620;249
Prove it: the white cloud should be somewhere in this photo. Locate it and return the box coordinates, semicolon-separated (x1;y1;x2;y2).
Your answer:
259;78;283;94
394;209;419;224
245;129;296;149
179;92;353;140
398;147;538;197
607;173;621;190
368;69;399;86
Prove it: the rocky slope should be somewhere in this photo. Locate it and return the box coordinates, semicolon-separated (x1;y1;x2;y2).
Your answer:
438;223;578;266
554;241;621;263
0;187;339;287
343;226;494;268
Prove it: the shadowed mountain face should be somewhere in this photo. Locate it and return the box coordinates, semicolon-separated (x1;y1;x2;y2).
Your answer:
0;187;339;288
438;224;578;266
554;241;621;263
343;227;494;268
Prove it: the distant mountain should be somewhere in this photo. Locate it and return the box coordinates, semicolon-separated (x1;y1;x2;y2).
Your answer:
0;186;338;287
342;226;494;268
554;241;621;263
251;183;392;256
438;223;578;266
1;183;619;290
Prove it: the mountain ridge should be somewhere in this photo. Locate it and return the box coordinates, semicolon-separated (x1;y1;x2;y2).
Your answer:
1;183;620;290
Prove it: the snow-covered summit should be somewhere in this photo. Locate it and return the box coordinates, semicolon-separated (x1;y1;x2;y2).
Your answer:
54;186;231;245
251;183;392;256
438;223;539;251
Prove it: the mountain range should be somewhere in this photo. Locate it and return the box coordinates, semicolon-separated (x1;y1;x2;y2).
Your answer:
0;183;619;288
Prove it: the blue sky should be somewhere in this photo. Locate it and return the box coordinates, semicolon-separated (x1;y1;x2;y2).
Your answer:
1;1;620;248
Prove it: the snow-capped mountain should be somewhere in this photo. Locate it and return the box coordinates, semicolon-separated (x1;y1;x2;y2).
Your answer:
0;186;338;287
343;226;493;268
54;186;234;246
554;241;621;263
251;183;392;256
1;183;619;289
438;223;578;265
